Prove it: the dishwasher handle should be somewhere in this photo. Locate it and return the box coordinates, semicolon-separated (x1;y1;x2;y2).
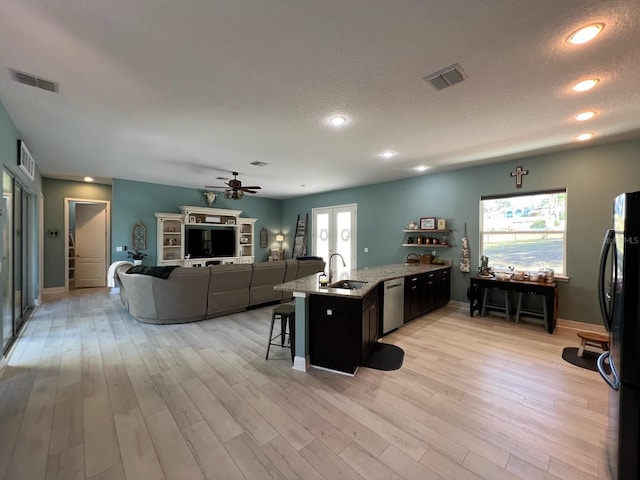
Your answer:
386;282;403;290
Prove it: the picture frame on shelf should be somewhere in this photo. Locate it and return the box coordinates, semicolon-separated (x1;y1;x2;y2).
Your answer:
437;218;447;230
420;217;436;230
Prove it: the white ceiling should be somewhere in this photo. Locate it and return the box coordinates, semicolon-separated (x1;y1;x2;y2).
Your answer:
1;1;639;199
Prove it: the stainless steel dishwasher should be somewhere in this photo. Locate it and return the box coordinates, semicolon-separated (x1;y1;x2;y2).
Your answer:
383;278;404;334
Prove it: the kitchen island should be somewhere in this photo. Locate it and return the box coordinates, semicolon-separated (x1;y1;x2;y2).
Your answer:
275;262;450;374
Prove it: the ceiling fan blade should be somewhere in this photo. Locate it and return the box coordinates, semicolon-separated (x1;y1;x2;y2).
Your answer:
242;189;258;194
241;185;261;190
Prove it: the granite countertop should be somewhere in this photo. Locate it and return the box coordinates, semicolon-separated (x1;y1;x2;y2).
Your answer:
275;262;451;298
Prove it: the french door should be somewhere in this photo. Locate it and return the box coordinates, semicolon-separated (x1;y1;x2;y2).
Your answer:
312;204;357;273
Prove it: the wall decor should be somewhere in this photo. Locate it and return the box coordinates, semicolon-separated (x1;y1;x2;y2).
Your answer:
17;140;36;180
510;165;529;188
420;217;436;230
437;218;447;230
260;227;268;248
132;221;146;250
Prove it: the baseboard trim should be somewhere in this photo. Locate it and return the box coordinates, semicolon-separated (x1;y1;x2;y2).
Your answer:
43;287;65;295
556;318;607;334
0;355;6;377
448;300;468;309
292;355;310;372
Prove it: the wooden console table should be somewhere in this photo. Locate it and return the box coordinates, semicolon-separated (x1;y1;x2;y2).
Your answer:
468;276;557;333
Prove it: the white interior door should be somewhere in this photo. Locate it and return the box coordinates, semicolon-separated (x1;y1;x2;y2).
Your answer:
312;204;357;275
75;203;108;288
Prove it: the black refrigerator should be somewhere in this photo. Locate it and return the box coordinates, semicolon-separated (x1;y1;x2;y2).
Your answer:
597;191;640;480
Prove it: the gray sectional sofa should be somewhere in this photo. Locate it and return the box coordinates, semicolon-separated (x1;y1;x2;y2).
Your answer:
115;258;325;324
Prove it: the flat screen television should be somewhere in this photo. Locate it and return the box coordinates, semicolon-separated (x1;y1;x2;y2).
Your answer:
185;226;236;258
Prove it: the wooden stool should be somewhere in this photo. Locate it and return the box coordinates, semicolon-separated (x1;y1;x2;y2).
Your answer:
481;287;511;321
266;304;296;361
515;291;549;330
577;331;609;357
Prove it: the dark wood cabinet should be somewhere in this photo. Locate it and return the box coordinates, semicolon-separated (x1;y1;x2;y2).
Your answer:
404;267;451;323
309;287;379;374
404;274;423;322
361;290;379;363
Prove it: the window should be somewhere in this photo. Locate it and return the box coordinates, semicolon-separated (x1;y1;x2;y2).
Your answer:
480;189;566;275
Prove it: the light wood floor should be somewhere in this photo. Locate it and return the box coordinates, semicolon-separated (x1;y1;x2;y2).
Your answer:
0;288;611;480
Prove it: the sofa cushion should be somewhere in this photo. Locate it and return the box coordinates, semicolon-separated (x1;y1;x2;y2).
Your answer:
208;264;253;317
249;261;286;306
296;258;325;280
281;259;299;301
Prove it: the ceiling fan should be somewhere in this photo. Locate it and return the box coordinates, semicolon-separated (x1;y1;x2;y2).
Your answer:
205;171;262;200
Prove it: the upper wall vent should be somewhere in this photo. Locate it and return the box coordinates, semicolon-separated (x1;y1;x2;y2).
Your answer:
250;161;268;166
10;69;59;93
423;64;466;91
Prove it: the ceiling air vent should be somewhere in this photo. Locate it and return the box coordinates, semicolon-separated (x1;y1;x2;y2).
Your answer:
10;69;59;93
423;64;466;91
250;161;268;166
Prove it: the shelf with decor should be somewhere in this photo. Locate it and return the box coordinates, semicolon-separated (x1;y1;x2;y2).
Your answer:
237;218;256;263
154;213;185;266
402;228;452;248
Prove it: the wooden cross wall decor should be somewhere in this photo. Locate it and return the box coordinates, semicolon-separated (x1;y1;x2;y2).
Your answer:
510;165;528;188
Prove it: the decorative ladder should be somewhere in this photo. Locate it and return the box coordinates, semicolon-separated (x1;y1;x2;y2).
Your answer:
292;213;308;258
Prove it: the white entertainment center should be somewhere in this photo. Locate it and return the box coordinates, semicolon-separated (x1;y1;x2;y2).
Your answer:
155;206;256;267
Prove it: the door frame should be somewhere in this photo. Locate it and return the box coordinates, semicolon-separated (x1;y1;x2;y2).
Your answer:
64;198;111;292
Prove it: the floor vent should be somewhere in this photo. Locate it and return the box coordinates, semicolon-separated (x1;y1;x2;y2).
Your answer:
423;64;466;91
10;69;59;93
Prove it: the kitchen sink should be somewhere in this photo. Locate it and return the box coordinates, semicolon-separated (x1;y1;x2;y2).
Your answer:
329;280;368;290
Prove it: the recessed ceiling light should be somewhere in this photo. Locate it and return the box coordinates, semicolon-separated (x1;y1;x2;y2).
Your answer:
574;111;596;121
576;133;595;141
380;150;396;158
414;165;429;172
84;176;94;182
572;78;599;92
567;23;604;45
329;115;348;126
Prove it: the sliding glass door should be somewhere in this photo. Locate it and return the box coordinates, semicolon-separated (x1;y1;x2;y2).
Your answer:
2;170;32;354
2;171;12;352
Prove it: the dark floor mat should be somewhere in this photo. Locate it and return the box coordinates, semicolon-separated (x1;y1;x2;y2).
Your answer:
363;343;404;371
562;347;608;372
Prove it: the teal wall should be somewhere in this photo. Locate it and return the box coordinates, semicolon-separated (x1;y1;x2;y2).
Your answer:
283;138;640;325
112;179;283;266
41;178;112;288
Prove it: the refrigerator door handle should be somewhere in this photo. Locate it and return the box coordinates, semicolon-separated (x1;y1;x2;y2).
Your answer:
597;351;619;391
598;229;615;331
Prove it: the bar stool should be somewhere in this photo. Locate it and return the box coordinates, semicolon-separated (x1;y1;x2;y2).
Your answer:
515;291;548;329
266;304;296;361
481;287;511;321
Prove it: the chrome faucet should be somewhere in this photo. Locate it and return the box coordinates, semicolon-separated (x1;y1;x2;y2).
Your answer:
328;253;346;283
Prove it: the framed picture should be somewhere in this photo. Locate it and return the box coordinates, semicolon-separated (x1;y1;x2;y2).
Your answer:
420;217;436;230
437;218;447;230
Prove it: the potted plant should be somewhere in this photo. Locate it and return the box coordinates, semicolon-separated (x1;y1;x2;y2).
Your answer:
128;249;147;266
